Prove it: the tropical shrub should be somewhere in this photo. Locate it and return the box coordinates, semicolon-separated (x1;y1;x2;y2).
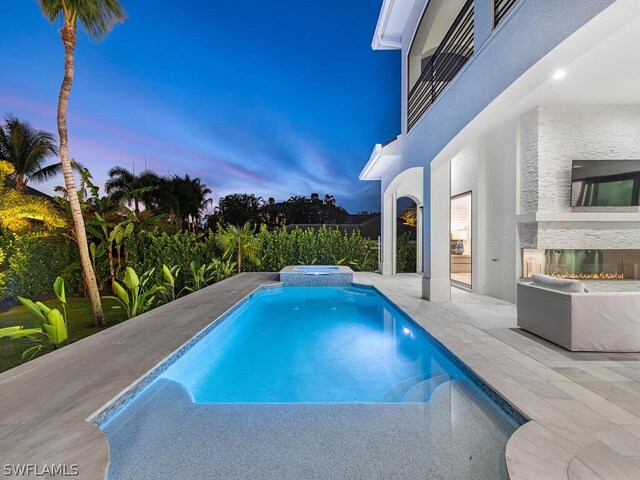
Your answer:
106;267;161;319
0;231;82;302
216;223;261;273
0;161;65;233
0;277;69;362
396;232;417;273
210;257;237;282
184;261;216;293
157;265;182;305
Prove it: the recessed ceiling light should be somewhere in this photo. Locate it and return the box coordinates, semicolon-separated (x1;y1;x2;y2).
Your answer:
552;69;566;80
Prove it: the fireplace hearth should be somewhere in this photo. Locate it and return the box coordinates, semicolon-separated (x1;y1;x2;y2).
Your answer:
549;272;625;280
522;249;640;280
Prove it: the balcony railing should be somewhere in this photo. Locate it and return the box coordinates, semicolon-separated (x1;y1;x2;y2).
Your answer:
494;0;521;27
407;0;474;131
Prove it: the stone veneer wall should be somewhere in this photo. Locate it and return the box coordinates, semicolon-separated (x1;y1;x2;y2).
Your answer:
519;105;640;249
536;222;640;249
520;105;640;214
519;109;540;215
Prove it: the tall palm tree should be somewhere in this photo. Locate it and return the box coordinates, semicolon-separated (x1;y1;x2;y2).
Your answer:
0;116;60;193
216;223;261;274
105;166;160;216
37;0;126;327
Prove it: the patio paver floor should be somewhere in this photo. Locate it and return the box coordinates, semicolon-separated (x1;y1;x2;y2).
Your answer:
355;273;640;480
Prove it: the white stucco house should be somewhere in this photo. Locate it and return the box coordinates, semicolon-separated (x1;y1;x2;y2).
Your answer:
361;0;640;303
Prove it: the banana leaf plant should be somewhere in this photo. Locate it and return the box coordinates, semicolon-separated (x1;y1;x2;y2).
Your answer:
0;277;69;362
184;261;216;293
157;264;184;305
89;214;131;292
105;267;161;319
88;213;164;292
210;257;237;282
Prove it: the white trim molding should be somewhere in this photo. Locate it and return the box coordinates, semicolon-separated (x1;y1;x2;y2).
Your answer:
372;0;417;50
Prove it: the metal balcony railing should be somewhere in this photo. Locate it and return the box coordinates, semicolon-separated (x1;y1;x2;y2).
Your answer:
494;0;521;27
407;0;474;131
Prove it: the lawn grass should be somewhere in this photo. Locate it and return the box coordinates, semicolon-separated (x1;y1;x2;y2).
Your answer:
0;297;127;373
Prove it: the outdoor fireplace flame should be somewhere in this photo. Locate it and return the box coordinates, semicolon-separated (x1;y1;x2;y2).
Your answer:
549;272;625;280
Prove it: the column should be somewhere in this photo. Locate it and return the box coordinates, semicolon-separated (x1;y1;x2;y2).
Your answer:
422;162;451;301
381;190;397;275
416;205;423;273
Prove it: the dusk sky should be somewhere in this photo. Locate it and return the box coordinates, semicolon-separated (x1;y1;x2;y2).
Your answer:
1;1;400;213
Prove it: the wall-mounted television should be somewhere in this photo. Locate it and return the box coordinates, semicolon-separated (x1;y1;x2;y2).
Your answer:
571;160;640;207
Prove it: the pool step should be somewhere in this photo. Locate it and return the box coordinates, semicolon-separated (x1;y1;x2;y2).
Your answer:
402;374;451;403
379;372;444;402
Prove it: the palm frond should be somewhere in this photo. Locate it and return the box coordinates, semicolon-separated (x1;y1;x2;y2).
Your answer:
37;0;126;41
28;162;63;182
0;116;60;188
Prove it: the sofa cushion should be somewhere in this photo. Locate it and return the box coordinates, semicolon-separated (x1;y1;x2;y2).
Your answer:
532;274;587;293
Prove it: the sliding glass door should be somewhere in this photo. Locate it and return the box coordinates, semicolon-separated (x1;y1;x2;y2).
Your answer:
450;192;472;288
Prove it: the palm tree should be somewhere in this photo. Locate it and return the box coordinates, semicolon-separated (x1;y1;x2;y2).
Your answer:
181;175;212;231
37;0;126;327
151;175;212;230
0;116;60;193
105;166;160;216
216;223;261;274
399;204;418;227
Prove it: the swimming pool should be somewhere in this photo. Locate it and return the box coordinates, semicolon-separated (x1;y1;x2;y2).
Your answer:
98;285;524;479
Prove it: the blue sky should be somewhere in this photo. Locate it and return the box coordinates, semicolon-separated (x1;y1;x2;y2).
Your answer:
0;1;399;213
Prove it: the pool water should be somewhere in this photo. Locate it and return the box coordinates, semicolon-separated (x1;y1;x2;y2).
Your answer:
162;286;460;403
292;266;340;272
101;285;523;480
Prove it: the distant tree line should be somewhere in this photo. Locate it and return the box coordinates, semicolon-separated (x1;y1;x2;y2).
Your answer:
0;116;353;236
206;193;349;230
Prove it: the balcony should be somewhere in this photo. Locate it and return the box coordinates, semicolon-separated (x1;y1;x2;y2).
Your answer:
494;0;521;28
407;0;474;131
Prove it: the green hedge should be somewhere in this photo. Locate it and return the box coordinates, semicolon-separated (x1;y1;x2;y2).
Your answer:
258;226;377;271
125;230;222;289
396;232;417;273
0;231;83;302
0;226;378;302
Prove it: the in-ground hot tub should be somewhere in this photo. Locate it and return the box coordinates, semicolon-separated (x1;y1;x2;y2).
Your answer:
279;265;353;286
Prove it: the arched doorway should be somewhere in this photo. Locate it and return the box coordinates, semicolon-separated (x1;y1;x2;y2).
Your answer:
381;167;423;275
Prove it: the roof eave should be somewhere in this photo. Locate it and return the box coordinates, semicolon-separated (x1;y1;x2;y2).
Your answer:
359;145;383;181
359;136;403;181
371;0;416;51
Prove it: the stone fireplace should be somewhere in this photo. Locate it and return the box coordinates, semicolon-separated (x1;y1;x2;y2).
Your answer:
516;106;640;288
522;249;640;280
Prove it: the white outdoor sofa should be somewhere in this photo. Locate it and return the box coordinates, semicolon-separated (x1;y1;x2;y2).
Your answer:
517;274;640;352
